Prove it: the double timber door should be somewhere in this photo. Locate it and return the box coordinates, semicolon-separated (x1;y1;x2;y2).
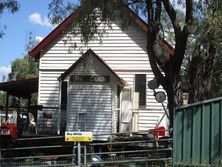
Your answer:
66;84;112;139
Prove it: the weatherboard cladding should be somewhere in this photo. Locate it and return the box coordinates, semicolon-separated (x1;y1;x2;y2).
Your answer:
37;21;166;134
28;0;173;59
61;52;118;140
39;24;150;70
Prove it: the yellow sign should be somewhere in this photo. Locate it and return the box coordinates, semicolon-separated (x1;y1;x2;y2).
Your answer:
65;131;93;142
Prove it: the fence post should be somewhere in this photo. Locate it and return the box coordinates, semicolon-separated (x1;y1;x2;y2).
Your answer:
72;142;76;165
78;142;81;167
84;144;87;167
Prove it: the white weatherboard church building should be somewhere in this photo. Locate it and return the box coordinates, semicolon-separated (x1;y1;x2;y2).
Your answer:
29;1;173;140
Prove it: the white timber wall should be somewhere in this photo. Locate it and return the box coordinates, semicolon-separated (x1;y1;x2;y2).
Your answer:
38;22;167;133
63;54;118;140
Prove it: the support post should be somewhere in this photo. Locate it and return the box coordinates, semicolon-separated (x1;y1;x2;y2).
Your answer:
84;144;87;167
72;142;77;165
132;92;139;132
57;80;62;135
17;97;20;126
5;93;9;122
27;98;31;131
78;142;81;167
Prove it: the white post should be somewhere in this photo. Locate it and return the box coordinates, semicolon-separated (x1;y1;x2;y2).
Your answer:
132;92;139;132
57;80;62;135
78;142;81;167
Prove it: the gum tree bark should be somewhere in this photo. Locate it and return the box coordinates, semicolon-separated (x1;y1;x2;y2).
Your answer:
146;0;193;128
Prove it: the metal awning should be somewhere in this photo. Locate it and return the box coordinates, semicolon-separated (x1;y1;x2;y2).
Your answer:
0;78;38;98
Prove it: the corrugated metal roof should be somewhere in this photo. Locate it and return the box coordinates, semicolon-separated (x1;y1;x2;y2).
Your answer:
0;78;38;98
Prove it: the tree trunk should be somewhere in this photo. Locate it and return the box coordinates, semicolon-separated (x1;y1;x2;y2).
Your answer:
146;26;175;129
146;0;192;129
165;82;174;129
189;43;216;103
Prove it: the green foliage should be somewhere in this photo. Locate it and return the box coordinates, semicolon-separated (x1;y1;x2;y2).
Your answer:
49;0;134;44
48;0;77;25
1;49;39;107
181;0;222;103
0;91;5;107
0;0;19;15
8;55;38;80
0;0;20;38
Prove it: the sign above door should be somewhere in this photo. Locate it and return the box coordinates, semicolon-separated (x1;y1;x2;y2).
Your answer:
70;75;110;83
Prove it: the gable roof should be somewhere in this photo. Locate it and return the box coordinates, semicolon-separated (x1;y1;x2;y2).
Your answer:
28;0;174;59
59;49;126;87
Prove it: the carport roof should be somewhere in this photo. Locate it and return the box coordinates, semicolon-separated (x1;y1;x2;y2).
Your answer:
0;77;38;98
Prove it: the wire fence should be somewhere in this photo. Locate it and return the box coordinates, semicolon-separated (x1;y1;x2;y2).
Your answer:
0;130;172;167
85;136;172;167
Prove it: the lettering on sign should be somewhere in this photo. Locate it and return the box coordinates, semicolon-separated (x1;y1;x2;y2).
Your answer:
70;75;110;83
65;131;93;142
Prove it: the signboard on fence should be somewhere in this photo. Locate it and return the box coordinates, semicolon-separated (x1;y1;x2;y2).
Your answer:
65;131;93;142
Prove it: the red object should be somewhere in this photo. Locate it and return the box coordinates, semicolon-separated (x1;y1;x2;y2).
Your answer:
148;126;166;138
0;123;18;140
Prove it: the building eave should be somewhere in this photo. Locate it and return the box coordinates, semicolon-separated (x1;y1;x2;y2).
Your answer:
0;77;38;98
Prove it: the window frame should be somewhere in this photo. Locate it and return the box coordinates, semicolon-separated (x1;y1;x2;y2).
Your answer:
135;74;147;107
61;81;67;110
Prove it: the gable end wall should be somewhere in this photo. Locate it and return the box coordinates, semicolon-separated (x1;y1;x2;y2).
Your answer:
38;22;167;134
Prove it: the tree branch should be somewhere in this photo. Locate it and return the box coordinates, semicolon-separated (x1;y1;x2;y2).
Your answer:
185;0;193;26
174;0;193;76
161;0;181;34
146;0;167;87
154;0;161;25
123;0;142;6
150;1;154;22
